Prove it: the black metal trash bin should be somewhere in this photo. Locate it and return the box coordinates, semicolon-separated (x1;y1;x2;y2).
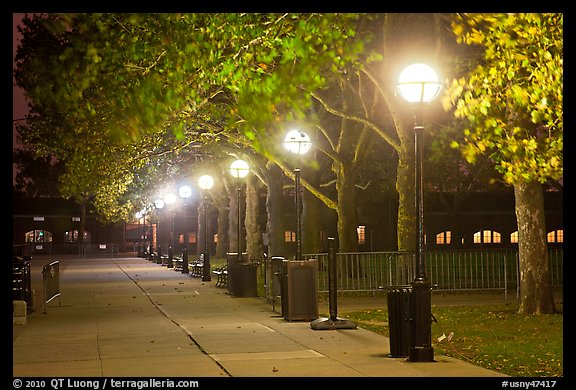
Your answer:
387;285;412;357
270;256;284;299
228;261;258;297
13;256;32;311
280;259;319;321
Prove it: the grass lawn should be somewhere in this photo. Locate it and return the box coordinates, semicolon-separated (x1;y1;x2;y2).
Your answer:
340;302;563;377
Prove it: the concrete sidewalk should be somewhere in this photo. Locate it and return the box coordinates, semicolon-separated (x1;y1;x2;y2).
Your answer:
13;256;508;379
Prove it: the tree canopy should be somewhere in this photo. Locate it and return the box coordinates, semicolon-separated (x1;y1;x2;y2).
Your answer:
445;13;563;185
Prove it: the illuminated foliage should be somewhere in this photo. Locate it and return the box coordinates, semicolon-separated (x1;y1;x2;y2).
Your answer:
445;13;562;185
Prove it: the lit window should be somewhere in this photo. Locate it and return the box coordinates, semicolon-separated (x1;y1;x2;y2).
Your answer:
547;229;564;243
473;231;482;244
25;230;53;243
493;231;501;243
64;229;80;242
510;231;519;243
436;231;451;245
189;232;197;244
474;230;501;244
357;225;366;245
284;231;296;242
213;234;218;243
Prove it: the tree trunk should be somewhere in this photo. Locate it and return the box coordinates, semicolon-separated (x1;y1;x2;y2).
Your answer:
196;204;204;257
227;181;240;257
79;196;88;253
245;174;265;262
514;180;556;314
265;163;288;258
396;126;416;253
215;195;229;259
335;164;359;253
301;166;322;255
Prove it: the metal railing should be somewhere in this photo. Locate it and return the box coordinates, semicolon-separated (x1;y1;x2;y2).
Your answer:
42;260;61;313
19;243;119;257
304;247;563;296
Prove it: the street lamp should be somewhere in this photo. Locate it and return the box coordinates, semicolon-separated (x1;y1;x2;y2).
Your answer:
229;159;250;265
179;185;192;274
283;129;312;260
396;63;442;363
135;210;144;257
198;174;214;281
135;209;148;258
164;192;177;268
154;198;165;264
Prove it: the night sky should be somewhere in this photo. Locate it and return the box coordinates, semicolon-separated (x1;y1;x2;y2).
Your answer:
13;13;27;184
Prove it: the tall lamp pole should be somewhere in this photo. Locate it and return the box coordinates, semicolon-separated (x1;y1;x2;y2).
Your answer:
283;129;312;260
179;185;192;274
154;198;165;264
396;63;442;363
198;175;214;281
164;192;177;268
135;210;143;256
229;159;250;264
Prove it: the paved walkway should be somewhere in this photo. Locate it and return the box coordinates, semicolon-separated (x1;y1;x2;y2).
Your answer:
13;255;510;380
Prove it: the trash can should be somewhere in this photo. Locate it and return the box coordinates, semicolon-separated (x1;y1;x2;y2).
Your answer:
387;285;412;357
270;256;284;299
280;259;319;321
13;256;32;311
226;253;257;297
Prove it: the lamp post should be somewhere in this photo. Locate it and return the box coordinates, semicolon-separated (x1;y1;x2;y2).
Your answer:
229;159;250;264
154;198;165;264
164;192;177;268
135;209;147;257
179;185;192;274
283;129;312;260
396;63;442;363
148;209;154;261
135;210;143;256
198;174;214;281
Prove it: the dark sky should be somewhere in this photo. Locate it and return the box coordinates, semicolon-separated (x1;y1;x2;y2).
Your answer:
13;13;27;184
13;14;27;122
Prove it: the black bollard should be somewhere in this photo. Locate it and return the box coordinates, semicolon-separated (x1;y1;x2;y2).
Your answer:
310;237;357;330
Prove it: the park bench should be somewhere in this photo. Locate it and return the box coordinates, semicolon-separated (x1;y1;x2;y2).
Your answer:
190;254;204;277
213;264;228;288
172;256;183;271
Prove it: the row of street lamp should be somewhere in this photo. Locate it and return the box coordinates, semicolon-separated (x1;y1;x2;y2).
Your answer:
136;63;440;363
144;129;313;276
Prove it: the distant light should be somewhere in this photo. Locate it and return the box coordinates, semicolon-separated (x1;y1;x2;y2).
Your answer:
164;192;177;205
179;185;192;199
283;129;312;155
397;63;442;103
229;159;250;179
198;175;214;190
154;199;165;209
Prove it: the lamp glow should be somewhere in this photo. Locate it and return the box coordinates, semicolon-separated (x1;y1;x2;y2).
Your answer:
198;175;214;190
178;185;192;199
397;63;442;103
283;129;312;155
229;160;250;179
164;192;177;205
154;199;165;209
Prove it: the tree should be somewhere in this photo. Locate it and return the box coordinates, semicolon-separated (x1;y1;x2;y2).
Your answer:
14;13;453;261
445;13;562;314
